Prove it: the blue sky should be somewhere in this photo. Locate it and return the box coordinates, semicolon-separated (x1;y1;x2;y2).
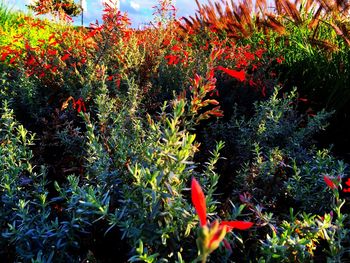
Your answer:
3;0;207;27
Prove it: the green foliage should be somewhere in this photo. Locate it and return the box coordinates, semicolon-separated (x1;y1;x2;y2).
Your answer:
286;149;347;212
235;87;332;160
0;102;79;262
260;195;350;263
261;209;332;262
75;74;223;260
233;88;344;214
128;240;160;263
0;1;25;26
1;1;350;261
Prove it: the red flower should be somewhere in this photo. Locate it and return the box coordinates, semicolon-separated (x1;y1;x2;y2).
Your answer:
61;53;70;61
27;56;36;65
276;57;285;64
255;49;265;59
191;178;207;227
162;39;171;46
75;98;86;113
171;45;181;51
217;66;245;82
324;175;337;190
48;49;57;56
0;52;10;61
243;51;255;61
9;56;17;64
191;178;253;256
205;106;224;117
343;178;350;192
165;54;180;65
221;221;254;231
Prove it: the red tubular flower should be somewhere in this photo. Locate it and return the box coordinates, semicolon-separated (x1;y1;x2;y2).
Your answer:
255;49;265;59
243;51;255;61
162;39;171;46
205;106;224;117
191;178;207;226
343;178;350;192
27;56;36;65
217;66;245;82
0;52;10;61
171;45;181;51
193;74;201;87
61;53;70;61
75;98;86;113
276;56;285;64
221;221;254;231
48;49;57;56
207;222;227;249
324;175;337;190
165;54;180;65
191;178;253;258
9;56;17;64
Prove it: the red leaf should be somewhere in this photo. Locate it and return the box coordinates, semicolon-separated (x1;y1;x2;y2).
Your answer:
191;178;207;227
220;221;254;231
217;66;245;82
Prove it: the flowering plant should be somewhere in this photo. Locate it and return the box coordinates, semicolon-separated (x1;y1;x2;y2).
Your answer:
191;178;253;262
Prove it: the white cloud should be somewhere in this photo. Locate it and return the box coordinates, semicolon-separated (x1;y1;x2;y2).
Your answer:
130;1;140;10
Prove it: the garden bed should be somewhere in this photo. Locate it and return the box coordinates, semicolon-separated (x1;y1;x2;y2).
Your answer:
1;0;350;262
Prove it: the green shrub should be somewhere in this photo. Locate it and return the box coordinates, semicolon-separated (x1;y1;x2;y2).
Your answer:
233;88;342;212
0;101;80;262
